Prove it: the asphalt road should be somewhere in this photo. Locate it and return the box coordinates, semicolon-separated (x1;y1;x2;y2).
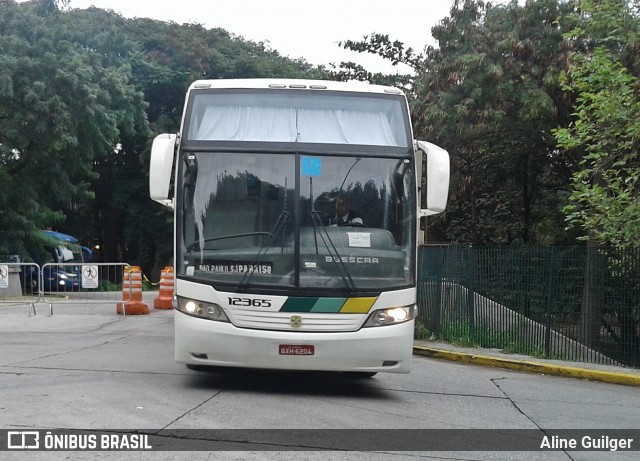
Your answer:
0;298;639;461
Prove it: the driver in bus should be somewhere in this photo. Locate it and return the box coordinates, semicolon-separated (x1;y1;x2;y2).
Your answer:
330;196;363;226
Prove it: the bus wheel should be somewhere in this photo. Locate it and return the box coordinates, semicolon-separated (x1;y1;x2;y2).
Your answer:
186;364;211;371
346;372;377;378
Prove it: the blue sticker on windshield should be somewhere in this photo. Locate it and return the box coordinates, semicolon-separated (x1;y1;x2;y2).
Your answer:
301;157;321;177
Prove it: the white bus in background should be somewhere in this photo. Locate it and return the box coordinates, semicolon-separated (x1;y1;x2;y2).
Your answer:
149;79;449;375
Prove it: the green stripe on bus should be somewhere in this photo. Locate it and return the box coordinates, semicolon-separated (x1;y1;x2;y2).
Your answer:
280;297;318;312
280;297;377;313
310;298;346;313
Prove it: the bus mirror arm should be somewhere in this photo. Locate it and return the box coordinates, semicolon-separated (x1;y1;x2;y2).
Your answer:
419;208;440;218
156;199;174;209
415;140;450;216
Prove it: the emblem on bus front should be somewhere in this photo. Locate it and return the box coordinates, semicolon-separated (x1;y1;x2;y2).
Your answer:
290;315;302;328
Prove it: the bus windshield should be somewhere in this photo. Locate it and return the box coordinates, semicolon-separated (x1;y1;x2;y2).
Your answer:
53;244;84;263
177;152;416;295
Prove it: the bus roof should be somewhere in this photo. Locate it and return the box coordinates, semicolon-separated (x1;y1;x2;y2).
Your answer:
42;230;78;244
188;79;405;96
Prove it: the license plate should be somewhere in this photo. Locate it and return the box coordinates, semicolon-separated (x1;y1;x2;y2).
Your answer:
279;344;315;356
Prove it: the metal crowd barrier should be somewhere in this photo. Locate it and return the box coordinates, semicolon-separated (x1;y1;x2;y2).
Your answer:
0;262;41;316
0;262;133;316
40;263;132;315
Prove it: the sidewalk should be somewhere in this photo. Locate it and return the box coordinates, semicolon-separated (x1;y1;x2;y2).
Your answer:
413;340;640;387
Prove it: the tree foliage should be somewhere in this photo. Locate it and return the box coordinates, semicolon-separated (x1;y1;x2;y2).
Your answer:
331;34;419;92
412;0;576;245
554;0;640;248
0;0;146;258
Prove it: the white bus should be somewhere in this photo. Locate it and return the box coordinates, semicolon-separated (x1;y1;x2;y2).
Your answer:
149;79;449;375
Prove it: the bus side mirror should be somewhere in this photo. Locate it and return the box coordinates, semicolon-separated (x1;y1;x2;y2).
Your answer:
150;133;177;208
415;140;450;216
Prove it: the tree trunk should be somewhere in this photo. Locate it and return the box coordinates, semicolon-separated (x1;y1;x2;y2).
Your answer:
581;239;604;348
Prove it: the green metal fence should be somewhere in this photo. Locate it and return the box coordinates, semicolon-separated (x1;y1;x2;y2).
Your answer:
417;245;640;368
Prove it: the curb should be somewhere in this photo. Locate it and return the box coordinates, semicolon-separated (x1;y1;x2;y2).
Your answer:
413;346;640;387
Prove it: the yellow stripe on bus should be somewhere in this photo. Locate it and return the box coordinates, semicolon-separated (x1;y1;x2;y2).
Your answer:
339;297;377;313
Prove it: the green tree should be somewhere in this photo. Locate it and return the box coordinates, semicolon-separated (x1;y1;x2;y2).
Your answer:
554;0;640;356
414;0;576;245
331;33;418;92
555;0;640;248
0;1;147;259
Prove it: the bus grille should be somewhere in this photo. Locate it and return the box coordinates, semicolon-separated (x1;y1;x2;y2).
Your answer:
227;310;366;332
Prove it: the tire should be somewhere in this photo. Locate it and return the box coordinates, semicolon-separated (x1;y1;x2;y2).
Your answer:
345;371;377;378
21;276;38;295
186;364;211;371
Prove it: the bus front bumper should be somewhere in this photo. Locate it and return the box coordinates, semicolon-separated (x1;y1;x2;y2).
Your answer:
175;310;414;373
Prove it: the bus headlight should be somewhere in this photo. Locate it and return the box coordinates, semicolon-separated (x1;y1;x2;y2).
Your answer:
178;297;230;322
363;305;417;327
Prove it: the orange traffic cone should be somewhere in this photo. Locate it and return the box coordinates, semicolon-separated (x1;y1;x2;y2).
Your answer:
117;266;150;315
154;266;174;309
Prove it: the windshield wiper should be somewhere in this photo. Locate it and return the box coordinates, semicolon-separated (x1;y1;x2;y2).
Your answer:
236;178;292;292
308;210;356;294
235;210;290;292
305;175;356;294
187;232;271;251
